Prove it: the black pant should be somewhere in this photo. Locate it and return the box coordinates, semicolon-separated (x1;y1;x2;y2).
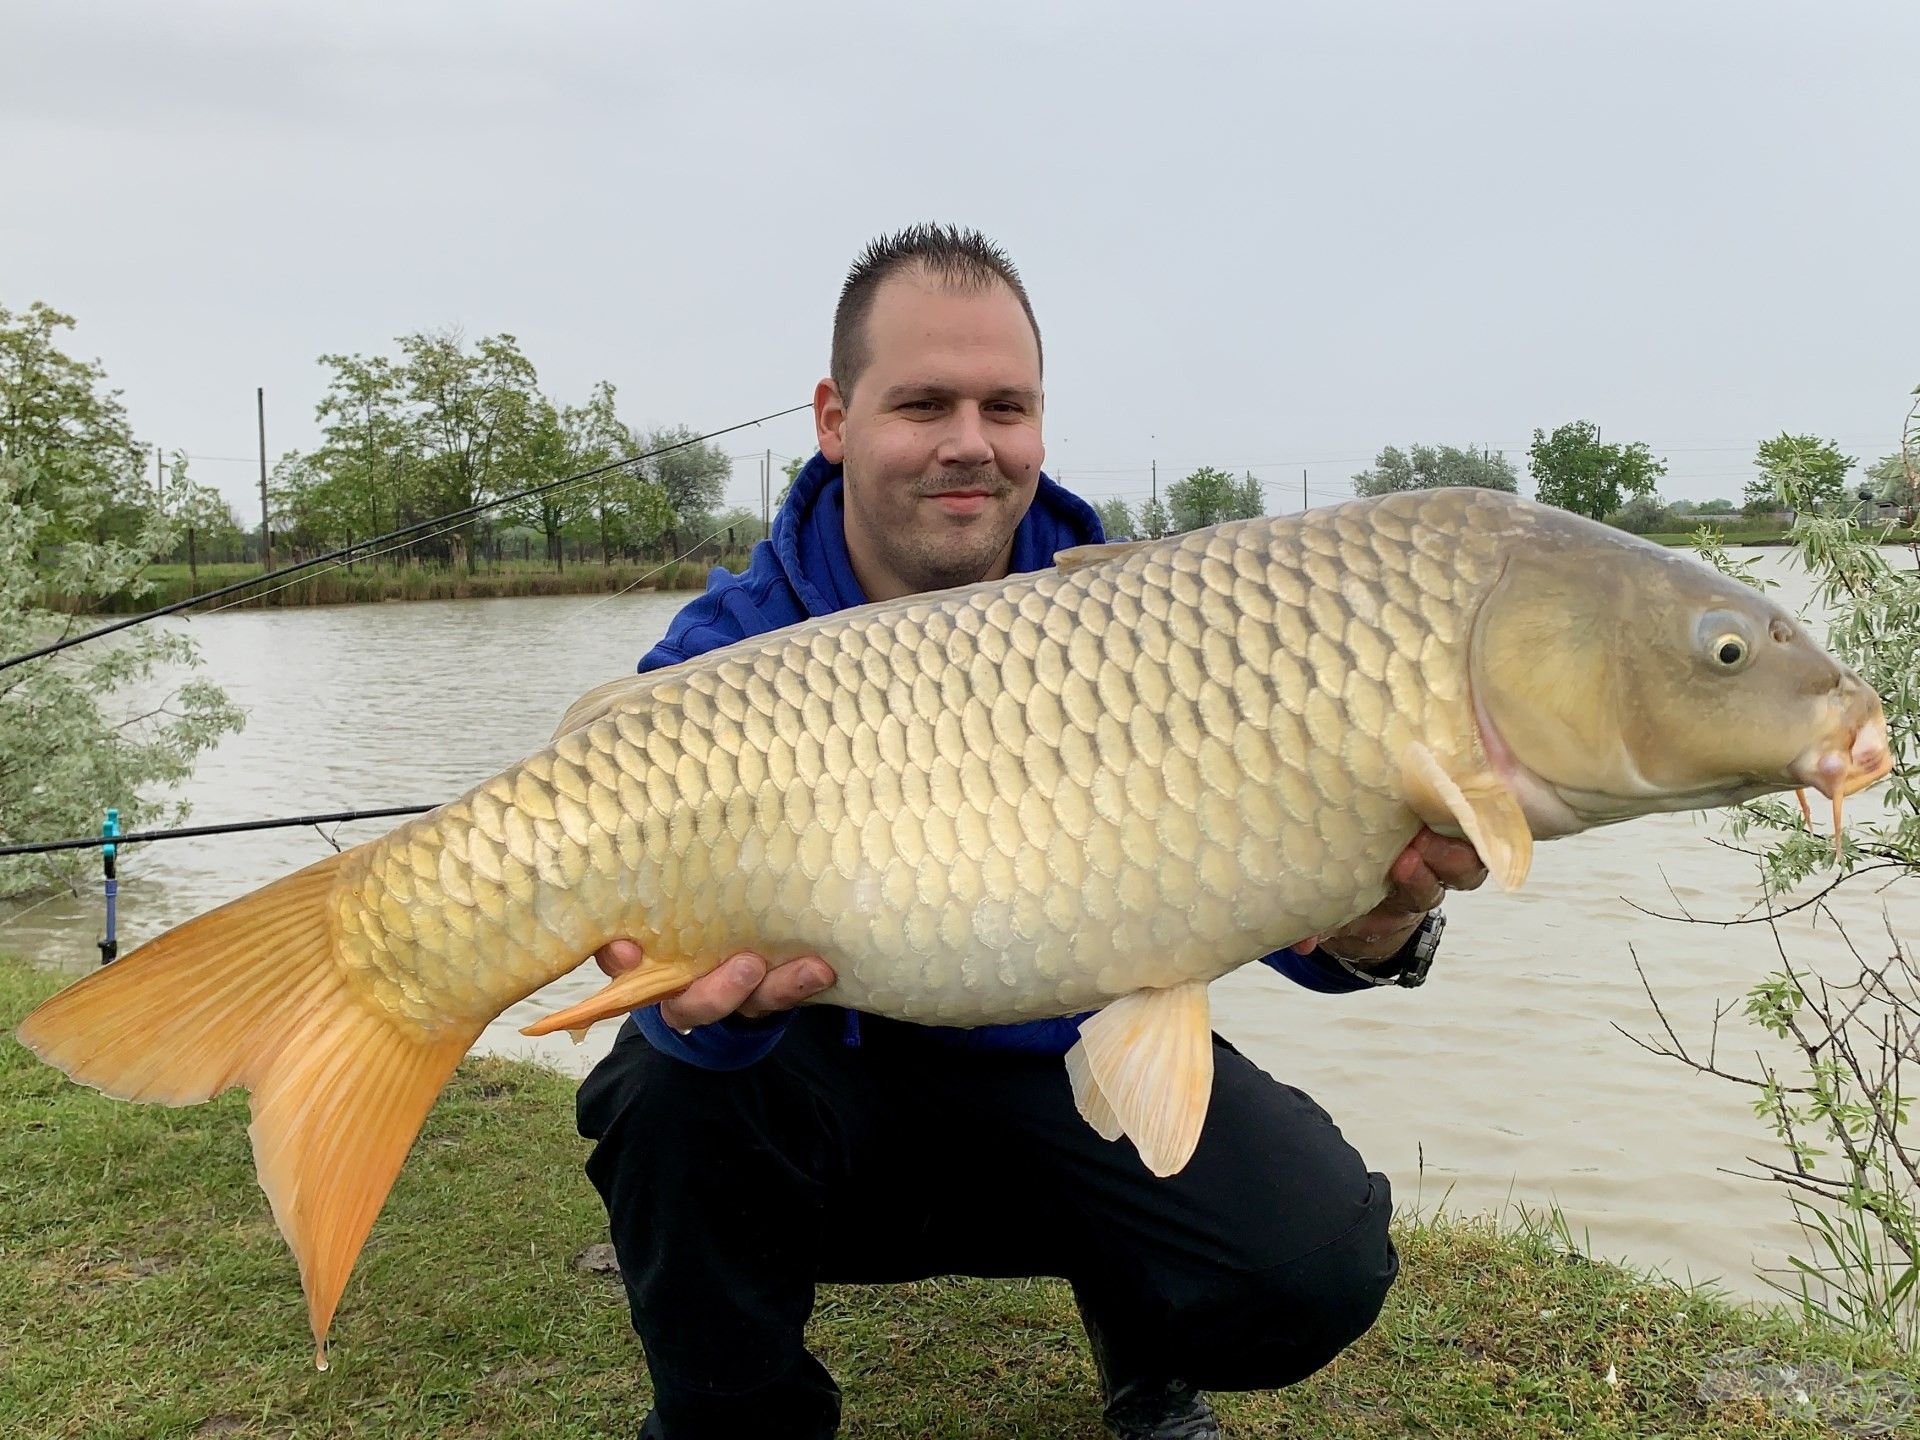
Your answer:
577;1009;1397;1438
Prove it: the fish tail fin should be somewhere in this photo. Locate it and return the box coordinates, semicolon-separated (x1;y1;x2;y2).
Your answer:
14;849;478;1364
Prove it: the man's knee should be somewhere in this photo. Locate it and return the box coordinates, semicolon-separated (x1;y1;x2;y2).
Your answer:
1172;1170;1399;1391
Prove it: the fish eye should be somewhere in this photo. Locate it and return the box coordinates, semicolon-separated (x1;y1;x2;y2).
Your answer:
1695;611;1755;672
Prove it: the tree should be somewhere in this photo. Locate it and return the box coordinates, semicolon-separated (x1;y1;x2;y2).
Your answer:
774;453;808;511
1136;493;1171;539
1527;422;1665;520
1232;470;1265;519
515;382;633;568
1605;494;1675;534
0;307;243;897
1743;433;1854;515
1865;450;1917;509
1167;466;1242;532
306;351;414;544
1092;497;1134;539
163;451;244;574
0;301;147;544
401;330;544;570
1352;443;1519;497
641;424;732;541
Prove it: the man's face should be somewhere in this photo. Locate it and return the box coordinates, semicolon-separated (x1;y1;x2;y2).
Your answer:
815;269;1044;601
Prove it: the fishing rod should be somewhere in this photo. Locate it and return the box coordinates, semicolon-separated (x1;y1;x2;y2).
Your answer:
0;402;811;674
0;805;436;860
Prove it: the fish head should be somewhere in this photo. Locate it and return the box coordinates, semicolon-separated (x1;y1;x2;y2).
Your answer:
1468;529;1892;834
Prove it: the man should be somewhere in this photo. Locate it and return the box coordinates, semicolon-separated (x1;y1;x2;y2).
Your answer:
577;224;1486;1439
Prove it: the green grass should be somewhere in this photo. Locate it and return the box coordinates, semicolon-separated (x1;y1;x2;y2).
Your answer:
3;954;1913;1438
40;556;755;614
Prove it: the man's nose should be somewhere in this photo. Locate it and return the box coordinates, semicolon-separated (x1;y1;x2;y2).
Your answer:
937;405;995;466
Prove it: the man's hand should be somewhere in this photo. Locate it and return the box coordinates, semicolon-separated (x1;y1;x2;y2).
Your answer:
594;940;836;1032
1292;827;1488;963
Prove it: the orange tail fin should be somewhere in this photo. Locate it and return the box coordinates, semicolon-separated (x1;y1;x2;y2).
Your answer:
14;850;479;1366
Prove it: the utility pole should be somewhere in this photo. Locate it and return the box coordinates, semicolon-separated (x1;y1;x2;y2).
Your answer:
1302;468;1307;513
765;447;772;537
256;387;273;573
154;445;164;509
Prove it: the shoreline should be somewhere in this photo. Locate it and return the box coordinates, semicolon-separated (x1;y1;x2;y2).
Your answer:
40;556;755;616
40;534;1920;615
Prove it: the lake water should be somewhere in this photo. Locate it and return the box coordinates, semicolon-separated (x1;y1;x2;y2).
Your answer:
6;549;1915;1302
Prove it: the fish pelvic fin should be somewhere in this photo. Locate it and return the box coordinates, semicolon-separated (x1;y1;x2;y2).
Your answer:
1064;980;1215;1177
1401;741;1534;891
519;954;703;1037
14;849;482;1364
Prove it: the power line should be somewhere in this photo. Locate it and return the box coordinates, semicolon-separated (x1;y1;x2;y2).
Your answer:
0;402;811;675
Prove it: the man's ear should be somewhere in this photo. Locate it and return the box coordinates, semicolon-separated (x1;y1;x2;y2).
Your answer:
814;378;846;463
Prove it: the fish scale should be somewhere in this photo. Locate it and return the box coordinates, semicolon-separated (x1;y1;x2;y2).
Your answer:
328;489;1511;1037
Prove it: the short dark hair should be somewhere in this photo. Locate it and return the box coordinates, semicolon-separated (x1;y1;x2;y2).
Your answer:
830;223;1043;399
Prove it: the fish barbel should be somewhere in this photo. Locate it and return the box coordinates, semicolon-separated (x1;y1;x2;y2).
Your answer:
16;488;1892;1361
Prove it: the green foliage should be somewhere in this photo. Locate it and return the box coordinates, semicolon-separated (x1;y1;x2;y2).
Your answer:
162;451;243;554
637;424;732;541
1743;433;1856;515
273;334;699;567
1528;422;1665;520
774;452;807;511
1866;450;1917;508
1091;496;1134;539
1352;443;1519;498
1162;467;1264;533
0;464;244;897
0;304;246;896
1135;494;1170;539
0;302;149;546
1604;494;1675;534
1677;399;1920;1351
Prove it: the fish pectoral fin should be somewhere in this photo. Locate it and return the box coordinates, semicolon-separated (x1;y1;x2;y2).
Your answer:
1064;1042;1125;1142
1064;980;1215;1177
1053;539;1156;573
519;957;702;1037
1401;742;1534;891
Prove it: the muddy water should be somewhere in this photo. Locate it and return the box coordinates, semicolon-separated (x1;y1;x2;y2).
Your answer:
6;552;1913;1300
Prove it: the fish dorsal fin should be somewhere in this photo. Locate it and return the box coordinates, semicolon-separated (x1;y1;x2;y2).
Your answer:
1401;741;1534;892
1054;539;1156;573
551;674;660;741
1064;979;1215;1176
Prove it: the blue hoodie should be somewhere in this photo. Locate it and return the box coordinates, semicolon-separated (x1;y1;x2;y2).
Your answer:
632;453;1375;1069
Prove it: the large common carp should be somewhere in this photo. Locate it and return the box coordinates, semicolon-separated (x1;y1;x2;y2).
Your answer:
16;488;1892;1363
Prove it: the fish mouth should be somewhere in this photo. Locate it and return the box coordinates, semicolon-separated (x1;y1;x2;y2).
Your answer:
1788;713;1892;859
1790;714;1893;802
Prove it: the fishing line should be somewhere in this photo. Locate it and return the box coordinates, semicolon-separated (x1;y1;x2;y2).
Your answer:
0;402;811;674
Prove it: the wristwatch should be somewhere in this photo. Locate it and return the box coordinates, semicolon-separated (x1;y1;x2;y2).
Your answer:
1321;909;1445;989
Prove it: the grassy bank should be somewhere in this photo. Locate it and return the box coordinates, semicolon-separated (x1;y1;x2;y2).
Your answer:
3;956;1913;1439
43;556;756;615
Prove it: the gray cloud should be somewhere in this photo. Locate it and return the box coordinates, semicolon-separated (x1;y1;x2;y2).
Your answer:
4;1;1915;517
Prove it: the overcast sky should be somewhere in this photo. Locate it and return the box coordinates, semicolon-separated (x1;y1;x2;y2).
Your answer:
4;1;1916;521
